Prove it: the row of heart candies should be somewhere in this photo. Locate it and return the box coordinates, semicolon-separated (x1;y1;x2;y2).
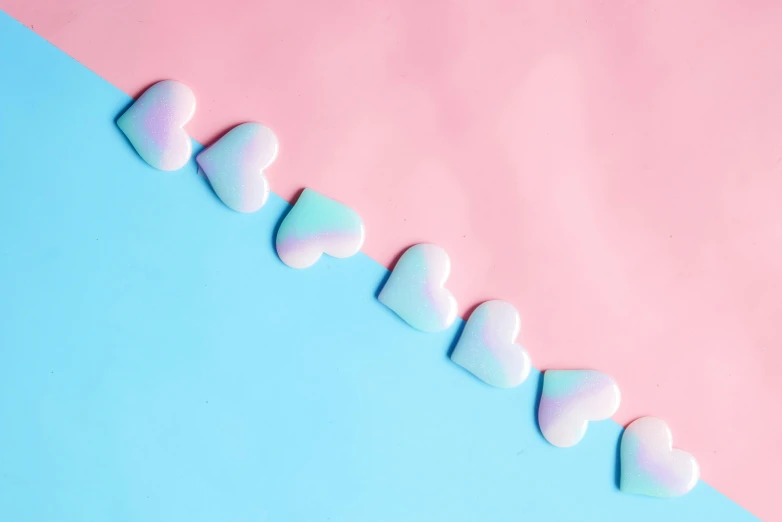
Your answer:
118;79;700;500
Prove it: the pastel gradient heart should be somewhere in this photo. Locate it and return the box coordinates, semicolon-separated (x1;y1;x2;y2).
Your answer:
117;80;195;171
621;416;700;498
450;300;531;388
275;188;365;269
378;244;458;333
538;370;621;448
196;122;278;213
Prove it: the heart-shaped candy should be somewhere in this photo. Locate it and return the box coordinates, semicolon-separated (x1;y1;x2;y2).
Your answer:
196;123;278;213
378;244;458;332
450;300;530;387
275;188;365;268
620;416;700;498
117;80;195;171
538;370;620;447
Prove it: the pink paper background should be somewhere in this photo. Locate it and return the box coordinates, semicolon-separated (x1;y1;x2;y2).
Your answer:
3;1;779;518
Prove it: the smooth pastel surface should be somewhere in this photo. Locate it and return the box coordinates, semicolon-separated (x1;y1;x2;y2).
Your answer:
275;188;365;268
1;3;779;517
450;300;531;388
621;417;701;499
196;122;278;213
0;22;756;521
538;370;621;448
116;79;194;171
379;244;458;332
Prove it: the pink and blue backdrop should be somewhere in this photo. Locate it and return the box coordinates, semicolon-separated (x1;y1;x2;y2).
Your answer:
0;1;778;520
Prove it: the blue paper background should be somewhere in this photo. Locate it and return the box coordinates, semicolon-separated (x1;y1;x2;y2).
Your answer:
0;12;756;521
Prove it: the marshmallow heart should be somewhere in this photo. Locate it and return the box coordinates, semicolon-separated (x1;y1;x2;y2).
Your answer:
275;188;365;268
117;80;195;171
538;370;621;447
620;416;700;498
450;300;531;388
378;244;458;332
196;123;278;213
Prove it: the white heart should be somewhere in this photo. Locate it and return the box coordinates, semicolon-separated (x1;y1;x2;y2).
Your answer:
378;244;458;332
620;416;700;498
538;370;620;447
